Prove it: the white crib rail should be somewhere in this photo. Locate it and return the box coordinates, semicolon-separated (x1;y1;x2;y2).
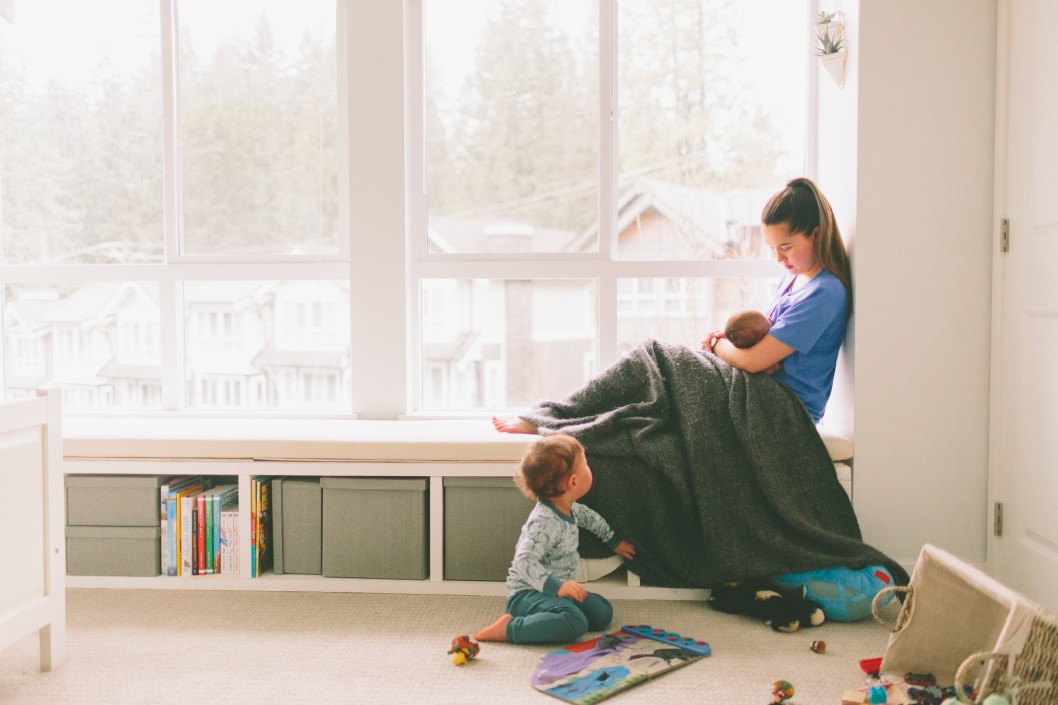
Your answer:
0;388;66;671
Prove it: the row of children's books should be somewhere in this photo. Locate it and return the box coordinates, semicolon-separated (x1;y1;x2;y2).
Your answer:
158;476;273;577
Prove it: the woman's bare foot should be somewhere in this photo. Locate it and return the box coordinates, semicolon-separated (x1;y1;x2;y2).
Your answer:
491;416;538;434
474;614;513;642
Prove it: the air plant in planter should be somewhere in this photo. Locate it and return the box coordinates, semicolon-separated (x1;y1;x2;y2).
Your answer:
815;11;847;88
816;28;845;56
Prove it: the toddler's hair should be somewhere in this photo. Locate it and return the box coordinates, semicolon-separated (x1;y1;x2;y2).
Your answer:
515;434;583;501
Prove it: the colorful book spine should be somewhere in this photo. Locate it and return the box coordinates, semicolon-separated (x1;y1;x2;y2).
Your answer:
232;507;240;575
220;508;229;575
181;489;205;576
160;480;171;575
250;478;258;577
197;494;207;575
164;478;198;576
220;499;238;576
210;486;237;574
168;478;207;576
209;489;220;571
166;495;179;576
258;478;272;575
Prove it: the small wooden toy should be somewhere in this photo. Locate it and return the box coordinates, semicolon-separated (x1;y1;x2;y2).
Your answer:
770;679;795;703
447;634;480;665
810;639;826;654
841;689;867;705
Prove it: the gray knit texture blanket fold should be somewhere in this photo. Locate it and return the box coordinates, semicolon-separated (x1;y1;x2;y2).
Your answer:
520;339;909;589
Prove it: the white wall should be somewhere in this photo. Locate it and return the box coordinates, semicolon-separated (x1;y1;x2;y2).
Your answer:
820;1;997;566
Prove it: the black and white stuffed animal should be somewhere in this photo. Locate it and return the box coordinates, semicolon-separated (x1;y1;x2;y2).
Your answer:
708;579;825;633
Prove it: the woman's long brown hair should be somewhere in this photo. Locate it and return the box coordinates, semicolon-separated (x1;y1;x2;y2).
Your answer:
761;177;852;316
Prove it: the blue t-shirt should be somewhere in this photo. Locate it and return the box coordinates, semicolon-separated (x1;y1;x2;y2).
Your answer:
767;269;848;422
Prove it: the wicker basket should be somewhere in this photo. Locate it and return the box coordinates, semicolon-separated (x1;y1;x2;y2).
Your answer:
871;544;1057;704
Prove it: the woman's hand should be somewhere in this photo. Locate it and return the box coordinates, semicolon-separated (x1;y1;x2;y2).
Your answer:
614;540;636;561
558;580;588;602
701;329;726;352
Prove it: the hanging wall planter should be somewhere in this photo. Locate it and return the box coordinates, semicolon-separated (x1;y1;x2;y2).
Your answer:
816;13;847;89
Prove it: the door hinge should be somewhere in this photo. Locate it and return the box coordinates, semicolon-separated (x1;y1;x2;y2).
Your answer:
994;501;1003;537
1000;218;1010;253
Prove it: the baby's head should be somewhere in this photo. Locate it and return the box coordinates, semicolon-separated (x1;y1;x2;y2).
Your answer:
516;434;583;501
725;309;772;349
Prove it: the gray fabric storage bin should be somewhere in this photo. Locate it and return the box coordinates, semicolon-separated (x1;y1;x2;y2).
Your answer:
321;477;427;580
66;525;161;576
444;477;531;581
273;478;322;575
66;475;163;527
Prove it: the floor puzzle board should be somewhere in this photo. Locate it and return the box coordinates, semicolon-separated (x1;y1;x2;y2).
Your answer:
531;626;710;704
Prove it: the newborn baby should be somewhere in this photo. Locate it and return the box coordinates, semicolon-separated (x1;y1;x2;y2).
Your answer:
723;309;781;374
724;309;772;349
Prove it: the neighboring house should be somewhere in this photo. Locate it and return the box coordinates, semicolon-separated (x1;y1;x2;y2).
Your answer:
4;290;59;401
5;282;160;409
96;282;162;409
250;279;351;410
424;178;776;408
183;280;270;409
3;280;351;411
582;178;777;351
185;280;351;410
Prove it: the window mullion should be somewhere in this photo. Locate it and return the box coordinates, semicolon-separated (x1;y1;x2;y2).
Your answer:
160;0;181;411
346;0;407;417
406;0;426;416
161;0;181;262
599;0;618;365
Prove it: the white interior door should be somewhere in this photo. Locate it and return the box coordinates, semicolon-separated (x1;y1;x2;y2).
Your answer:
991;0;1058;613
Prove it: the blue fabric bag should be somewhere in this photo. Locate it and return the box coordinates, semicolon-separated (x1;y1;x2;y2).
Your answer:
772;566;896;622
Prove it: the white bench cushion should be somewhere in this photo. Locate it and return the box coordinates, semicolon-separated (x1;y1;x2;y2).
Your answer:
64;418;852;463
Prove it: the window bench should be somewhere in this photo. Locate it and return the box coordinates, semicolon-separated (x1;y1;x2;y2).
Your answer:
61;418;853;600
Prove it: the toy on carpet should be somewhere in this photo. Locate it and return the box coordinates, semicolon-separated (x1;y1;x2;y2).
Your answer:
770;679;795;703
447;634;480;665
810;640;826;654
771;565;896;622
865;673;887;703
708;579;825;633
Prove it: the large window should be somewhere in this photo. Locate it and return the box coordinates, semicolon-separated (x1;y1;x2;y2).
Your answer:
416;0;808;411
0;0;346;413
1;1;810;417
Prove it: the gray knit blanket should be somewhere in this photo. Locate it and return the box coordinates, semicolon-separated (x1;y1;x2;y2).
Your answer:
521;339;908;588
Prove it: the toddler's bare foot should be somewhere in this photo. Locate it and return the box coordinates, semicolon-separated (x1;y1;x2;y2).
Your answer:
474;614;513;642
491;416;538;434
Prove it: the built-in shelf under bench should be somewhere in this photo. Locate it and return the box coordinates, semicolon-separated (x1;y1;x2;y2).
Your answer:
61;417;853;600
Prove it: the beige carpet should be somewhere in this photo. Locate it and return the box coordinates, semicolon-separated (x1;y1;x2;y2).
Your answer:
0;589;898;705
